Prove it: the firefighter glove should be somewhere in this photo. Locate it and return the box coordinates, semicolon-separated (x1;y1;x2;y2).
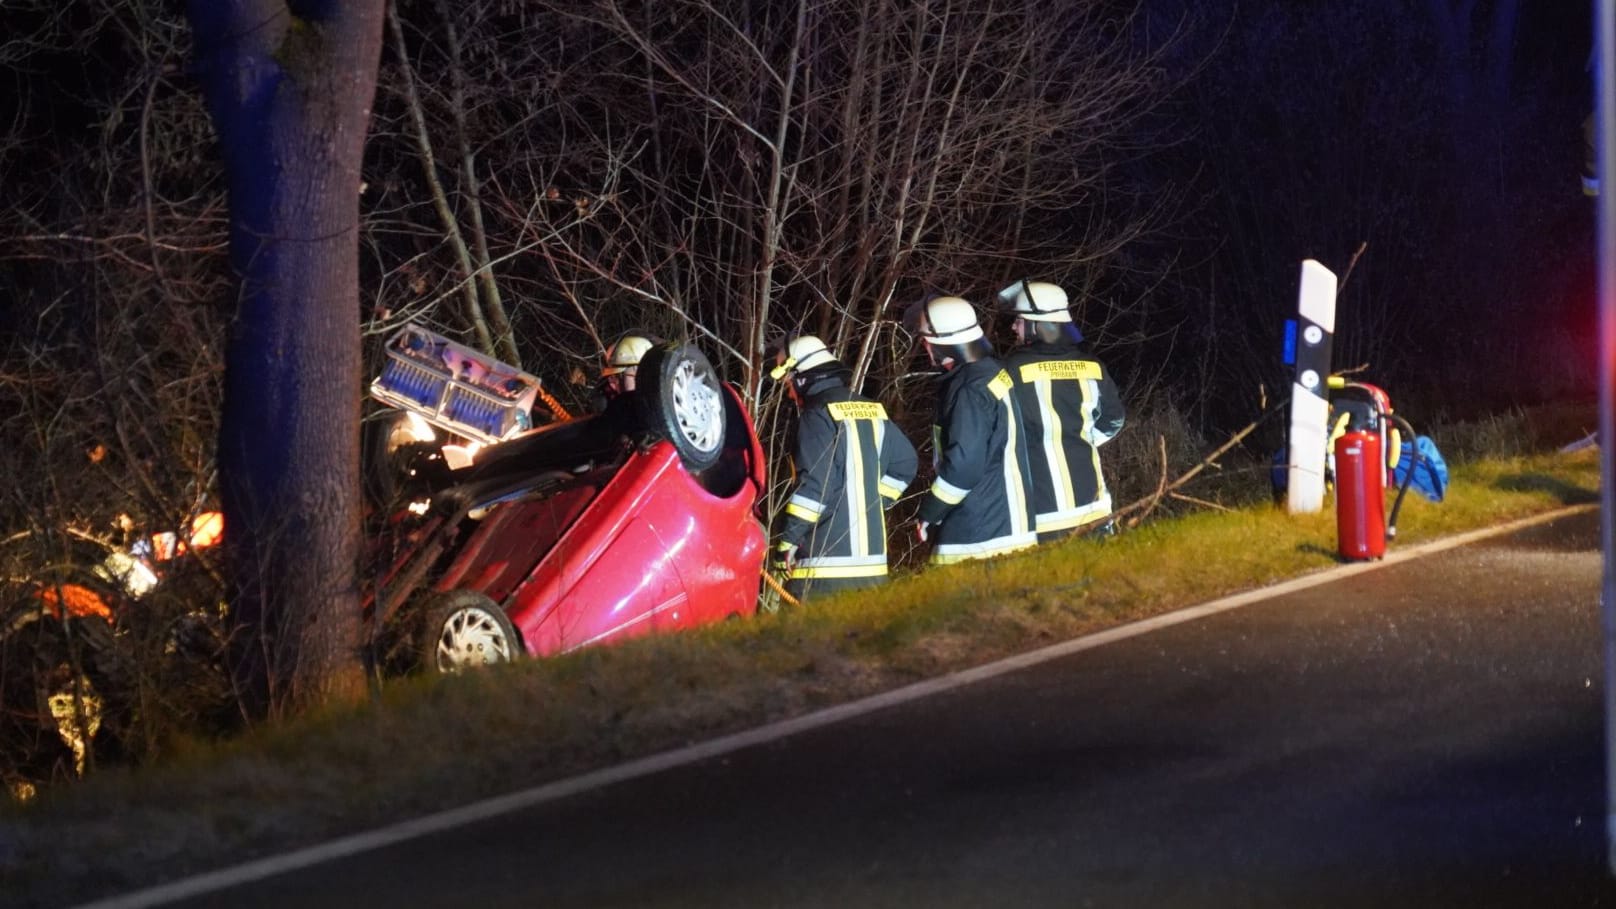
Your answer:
774;542;798;571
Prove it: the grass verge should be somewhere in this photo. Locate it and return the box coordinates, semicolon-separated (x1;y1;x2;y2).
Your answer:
0;446;1602;907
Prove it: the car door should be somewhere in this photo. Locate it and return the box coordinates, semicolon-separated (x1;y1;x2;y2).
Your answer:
504;447;690;655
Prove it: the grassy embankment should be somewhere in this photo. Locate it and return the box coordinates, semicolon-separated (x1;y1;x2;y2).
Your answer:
2;405;1603;905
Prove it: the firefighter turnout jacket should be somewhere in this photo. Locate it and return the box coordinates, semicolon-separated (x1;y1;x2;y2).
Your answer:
917;357;1037;564
1004;341;1126;536
777;371;918;588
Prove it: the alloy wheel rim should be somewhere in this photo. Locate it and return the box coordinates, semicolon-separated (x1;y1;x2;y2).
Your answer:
435;607;512;672
669;360;723;454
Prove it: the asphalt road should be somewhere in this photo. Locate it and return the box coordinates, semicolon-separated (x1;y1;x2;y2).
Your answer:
157;510;1615;908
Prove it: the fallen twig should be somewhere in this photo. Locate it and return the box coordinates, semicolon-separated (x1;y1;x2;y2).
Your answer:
1169;491;1231;512
1117;418;1261;528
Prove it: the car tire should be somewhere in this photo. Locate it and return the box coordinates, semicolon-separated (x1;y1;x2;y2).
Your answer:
416;590;522;674
364;410;448;508
634;342;726;472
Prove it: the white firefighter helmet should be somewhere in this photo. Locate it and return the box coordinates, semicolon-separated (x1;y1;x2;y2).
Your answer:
769;334;839;381
996;279;1072;323
602;334;654;377
913;296;984;345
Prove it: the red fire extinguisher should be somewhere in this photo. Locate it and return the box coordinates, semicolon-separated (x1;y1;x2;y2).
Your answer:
1334;428;1385;560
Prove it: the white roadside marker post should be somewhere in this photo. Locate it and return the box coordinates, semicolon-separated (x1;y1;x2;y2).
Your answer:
1286;259;1337;515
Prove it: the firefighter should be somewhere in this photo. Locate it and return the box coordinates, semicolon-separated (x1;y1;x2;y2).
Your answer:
904;296;1037;564
770;335;918;601
995;279;1126;542
588;332;658;419
599;333;656;399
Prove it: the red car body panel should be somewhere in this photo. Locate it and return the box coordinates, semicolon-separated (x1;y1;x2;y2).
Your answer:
381;384;767;659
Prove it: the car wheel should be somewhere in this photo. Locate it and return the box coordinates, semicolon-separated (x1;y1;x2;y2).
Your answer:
365;410;449;508
417;590;521;674
635;342;726;471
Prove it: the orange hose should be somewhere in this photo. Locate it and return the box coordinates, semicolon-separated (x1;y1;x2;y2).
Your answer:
760;569;800;609
534;384;574;422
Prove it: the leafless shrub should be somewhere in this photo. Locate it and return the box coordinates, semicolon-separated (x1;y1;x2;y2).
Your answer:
0;0;238;790
0;0;1179;786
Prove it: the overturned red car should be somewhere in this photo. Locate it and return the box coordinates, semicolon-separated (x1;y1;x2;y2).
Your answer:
364;331;768;673
0;334;767;788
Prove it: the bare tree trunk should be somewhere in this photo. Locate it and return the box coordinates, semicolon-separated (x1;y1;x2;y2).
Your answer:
385;4;497;355
751;0;808;406
433;0;520;367
187;0;385;716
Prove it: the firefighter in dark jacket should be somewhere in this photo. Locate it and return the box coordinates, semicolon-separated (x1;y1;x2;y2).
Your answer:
904;296;1037;564
771;335;919;601
995;280;1126;542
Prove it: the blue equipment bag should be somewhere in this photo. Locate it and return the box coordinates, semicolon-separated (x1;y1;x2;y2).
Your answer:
1394;435;1448;503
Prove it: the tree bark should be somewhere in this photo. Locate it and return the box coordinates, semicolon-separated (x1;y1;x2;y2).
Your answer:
187;0;385;716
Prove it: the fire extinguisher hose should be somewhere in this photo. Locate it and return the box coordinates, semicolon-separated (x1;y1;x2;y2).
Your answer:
761;569;801;610
1386;413;1421;539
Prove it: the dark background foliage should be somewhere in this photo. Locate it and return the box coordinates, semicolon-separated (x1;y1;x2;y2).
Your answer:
0;0;1595;562
0;1;1595;768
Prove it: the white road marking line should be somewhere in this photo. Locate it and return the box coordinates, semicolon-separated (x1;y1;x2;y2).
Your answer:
77;503;1596;909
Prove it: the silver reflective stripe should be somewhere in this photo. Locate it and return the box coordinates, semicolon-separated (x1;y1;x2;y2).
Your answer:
931;531;1037;564
1035;493;1113;532
1001;393;1030;538
789;494;825;516
1032;378;1071;513
1080;378;1107;502
842;421;867;557
932;476;970;504
795;553;888;569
